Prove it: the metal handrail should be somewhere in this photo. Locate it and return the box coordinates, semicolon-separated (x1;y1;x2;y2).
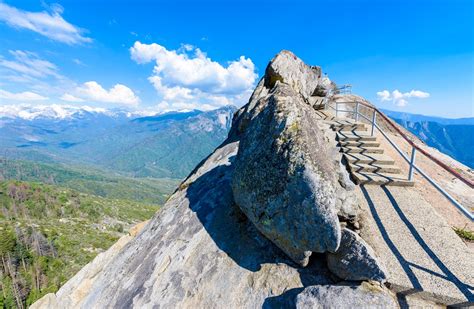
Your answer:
327;100;473;221
332;101;474;188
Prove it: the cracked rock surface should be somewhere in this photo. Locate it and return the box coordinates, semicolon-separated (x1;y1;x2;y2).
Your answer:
232;51;358;266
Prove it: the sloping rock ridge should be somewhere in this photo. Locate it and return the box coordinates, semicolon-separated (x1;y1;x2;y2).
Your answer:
32;51;392;308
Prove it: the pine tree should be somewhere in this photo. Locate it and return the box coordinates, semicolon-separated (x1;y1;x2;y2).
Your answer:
0;228;16;257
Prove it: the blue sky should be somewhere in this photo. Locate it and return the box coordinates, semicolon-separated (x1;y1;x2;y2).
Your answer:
0;0;472;117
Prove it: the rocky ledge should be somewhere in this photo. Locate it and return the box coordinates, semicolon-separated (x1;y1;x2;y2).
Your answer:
32;51;391;308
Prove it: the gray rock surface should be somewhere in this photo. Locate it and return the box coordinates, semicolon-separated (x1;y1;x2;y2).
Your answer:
264;50;322;101
31;50;379;309
312;76;335;97
327;228;387;282
32;140;334;308
232;51;359;266
295;282;397;309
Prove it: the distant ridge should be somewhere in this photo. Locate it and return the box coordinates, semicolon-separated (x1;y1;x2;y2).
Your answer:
383;109;474;168
1;105;237;178
381;109;474;125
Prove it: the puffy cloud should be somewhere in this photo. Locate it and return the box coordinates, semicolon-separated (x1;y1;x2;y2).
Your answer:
62;81;140;105
0;3;91;45
0;89;48;101
377;89;430;107
130;41;257;111
376;90;391;101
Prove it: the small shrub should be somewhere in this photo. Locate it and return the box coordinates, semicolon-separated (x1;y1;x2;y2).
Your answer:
453;226;474;241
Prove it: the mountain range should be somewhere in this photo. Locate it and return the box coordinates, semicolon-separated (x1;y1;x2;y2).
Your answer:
1;105;236;179
0;104;237;306
383;109;474;168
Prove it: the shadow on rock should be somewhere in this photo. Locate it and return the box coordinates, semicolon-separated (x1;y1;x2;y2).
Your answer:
185;154;332;281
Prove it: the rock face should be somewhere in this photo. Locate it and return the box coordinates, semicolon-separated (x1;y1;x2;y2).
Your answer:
32;141;336;308
327;228;387;282
264;50;321;100
295;282;397;309
232;51;357;266
32;51;387;308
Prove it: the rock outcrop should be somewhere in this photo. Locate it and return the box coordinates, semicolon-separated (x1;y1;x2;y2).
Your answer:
327;228;387;282
32;51;390;308
232;51;358;266
295;282;397;309
32;141;335;308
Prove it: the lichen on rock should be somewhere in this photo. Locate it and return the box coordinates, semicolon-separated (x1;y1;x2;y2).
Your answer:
231;51;359;266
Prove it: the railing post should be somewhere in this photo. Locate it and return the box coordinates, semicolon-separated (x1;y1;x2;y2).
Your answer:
355;102;359;122
335;102;339;118
371;110;377;136
408;147;417;181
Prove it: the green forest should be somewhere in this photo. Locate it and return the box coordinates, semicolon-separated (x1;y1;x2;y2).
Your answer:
0;180;160;307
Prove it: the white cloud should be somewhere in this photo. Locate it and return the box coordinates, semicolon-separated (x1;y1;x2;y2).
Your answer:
0;3;91;45
376;90;391;101
130;41;257;111
0;89;48;101
62;81;140;105
60;93;84;102
0;50;62;79
0;50;74;98
377;89;430;107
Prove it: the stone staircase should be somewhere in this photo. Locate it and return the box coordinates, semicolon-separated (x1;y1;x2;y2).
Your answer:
315;110;414;187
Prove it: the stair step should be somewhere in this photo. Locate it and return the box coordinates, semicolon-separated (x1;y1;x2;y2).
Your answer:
331;122;367;131
352;171;414;187
343;153;395;165
339;141;380;147
348;162;401;174
314;110;335;120
341;146;384;154
337;132;377;142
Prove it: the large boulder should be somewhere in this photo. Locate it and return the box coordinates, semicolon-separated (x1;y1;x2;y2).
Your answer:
264;50;322;100
232;81;342;266
231;51;359;266
327;228;387;282
295;282;397;309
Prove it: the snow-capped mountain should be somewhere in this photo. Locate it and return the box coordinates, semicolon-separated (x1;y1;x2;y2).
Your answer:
1;104;237;178
0;104;158;120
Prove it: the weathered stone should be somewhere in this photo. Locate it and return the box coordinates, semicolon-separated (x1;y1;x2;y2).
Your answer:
295;282;397;309
312;76;334;97
232;81;343;266
264;50;321;101
231;51;359;266
29;293;58;309
32;140;333;308
327;228;387;282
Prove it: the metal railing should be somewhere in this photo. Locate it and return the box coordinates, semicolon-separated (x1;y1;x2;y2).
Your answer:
335;84;352;94
326;99;474;221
